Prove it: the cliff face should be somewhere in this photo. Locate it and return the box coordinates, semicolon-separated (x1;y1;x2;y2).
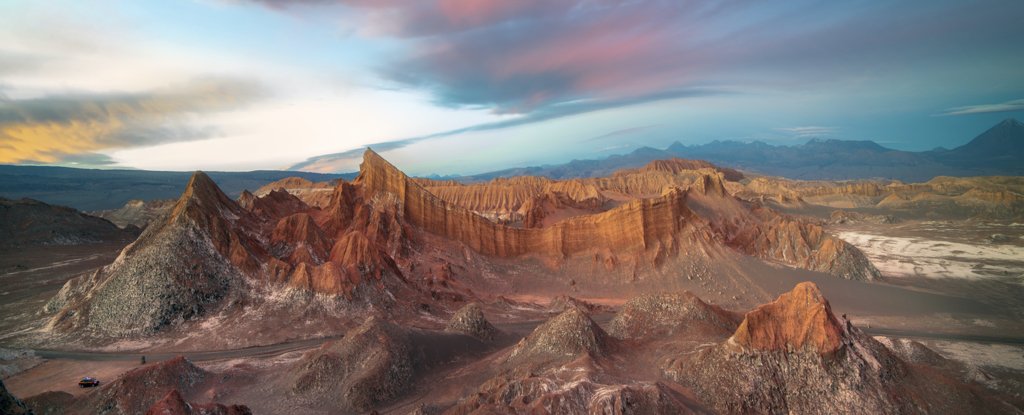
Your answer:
44;150;881;339
358;150;694;258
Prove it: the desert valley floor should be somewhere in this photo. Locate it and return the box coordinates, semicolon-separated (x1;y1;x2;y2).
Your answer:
2;151;1023;414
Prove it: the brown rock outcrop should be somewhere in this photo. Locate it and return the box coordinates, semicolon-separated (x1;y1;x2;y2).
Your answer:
608;292;740;340
729;282;845;354
255;177;335;208
505;306;610;366
636;158;745;182
662;282;1014;414
69;356;208;415
0;197;136;247
358;149;693;258
446;302;498;341
144;390;252;415
44;149;882;340
91;198;175;229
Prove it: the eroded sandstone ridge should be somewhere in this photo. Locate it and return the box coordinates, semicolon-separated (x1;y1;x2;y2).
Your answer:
43;149;878;338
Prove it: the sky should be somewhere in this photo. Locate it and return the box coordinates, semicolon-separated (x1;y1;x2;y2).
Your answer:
1;0;1023;175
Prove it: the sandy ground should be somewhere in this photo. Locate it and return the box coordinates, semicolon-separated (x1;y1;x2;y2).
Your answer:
2;218;1024;412
4;359;138;398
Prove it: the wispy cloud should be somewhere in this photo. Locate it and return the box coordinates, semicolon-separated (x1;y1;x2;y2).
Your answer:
775;126;837;137
938;99;1024;116
584;125;658;142
0;78;264;165
288;87;720;172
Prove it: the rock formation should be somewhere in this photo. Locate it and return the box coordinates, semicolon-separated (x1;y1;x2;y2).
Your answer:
69;356;209;415
446;302;498;341
607;292;739;340
663;282;1011;414
448;306;700;414
0;197;137;247
728;282;845;354
90;199;175;229
43;149;880;340
144;390;252;415
44;172;252;336
505;306;611;366
254;177;335;208
288;316;489;412
289;317;416;412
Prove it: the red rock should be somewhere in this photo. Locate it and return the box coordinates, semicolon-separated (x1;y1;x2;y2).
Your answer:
144;389;252;415
729;282;845;354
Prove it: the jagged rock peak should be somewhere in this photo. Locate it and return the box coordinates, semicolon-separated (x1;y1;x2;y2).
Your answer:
182;171;223;202
506;305;609;364
238;189;256;210
169;170;240;221
729;281;845;354
446;302;497;340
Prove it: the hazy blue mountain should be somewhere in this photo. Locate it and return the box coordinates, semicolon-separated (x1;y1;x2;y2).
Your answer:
472;118;1024;182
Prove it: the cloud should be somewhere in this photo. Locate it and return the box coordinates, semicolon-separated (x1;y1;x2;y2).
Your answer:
245;0;578;37
0;78;263;164
585;125;658;142
247;0;1024;173
938;99;1024;116
288;86;720;172
253;1;1024;120
776;126;837;137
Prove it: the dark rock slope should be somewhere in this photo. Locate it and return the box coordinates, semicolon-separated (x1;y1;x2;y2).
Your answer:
1;379;32;415
0;197;135;248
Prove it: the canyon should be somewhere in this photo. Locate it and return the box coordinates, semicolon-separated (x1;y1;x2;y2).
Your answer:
0;150;1021;414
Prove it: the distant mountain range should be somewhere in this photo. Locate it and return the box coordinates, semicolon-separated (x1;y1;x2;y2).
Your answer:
0;166;354;211
0;119;1019;211
471;118;1024;182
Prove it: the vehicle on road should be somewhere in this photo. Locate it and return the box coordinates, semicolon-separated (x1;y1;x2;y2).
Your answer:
78;376;100;388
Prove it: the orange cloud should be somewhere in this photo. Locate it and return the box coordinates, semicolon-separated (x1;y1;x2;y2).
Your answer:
0;78;261;164
0;119;123;163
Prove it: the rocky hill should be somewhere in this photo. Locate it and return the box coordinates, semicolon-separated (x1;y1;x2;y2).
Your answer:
0;197;137;248
662;282;1015;414
144;390;252;415
90;199;175;229
42;149;879;341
